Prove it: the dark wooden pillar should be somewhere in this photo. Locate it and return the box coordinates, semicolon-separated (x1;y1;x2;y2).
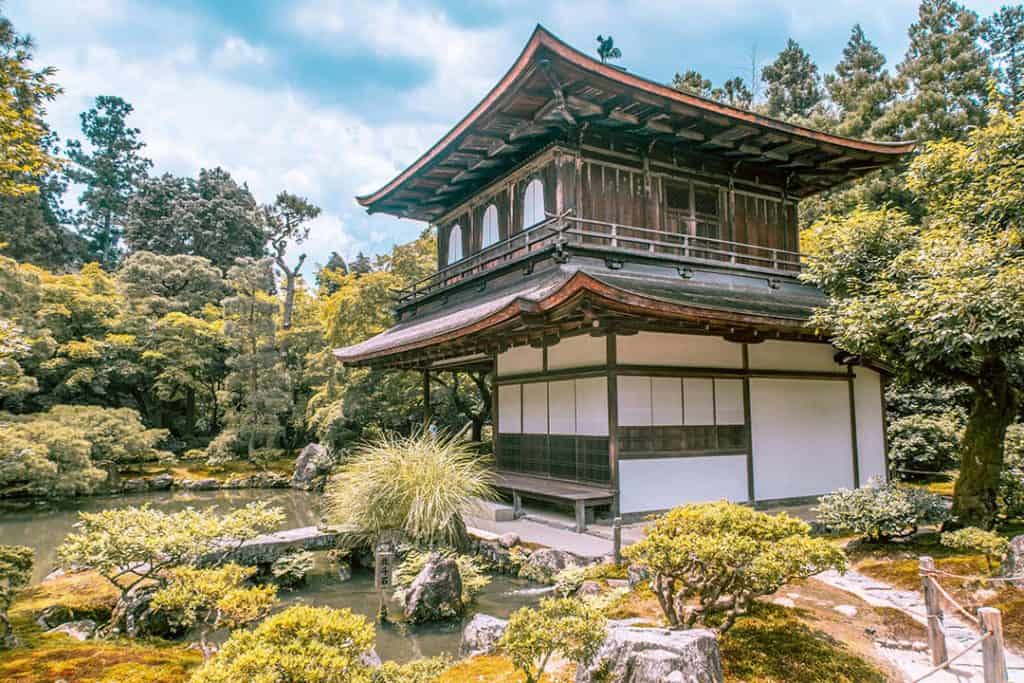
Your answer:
606;332;620;516
742;344;755;503
422;369;432;428
847;365;861;488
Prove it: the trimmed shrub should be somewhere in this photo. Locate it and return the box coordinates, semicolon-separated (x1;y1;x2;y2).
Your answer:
624;501;846;633
271;550;315;588
499;597;606;683
815;479;948;542
372;656;450;683
940;528;1010;572
887;412;962;479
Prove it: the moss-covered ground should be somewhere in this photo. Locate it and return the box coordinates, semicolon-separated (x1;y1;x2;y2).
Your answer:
118;453;295;482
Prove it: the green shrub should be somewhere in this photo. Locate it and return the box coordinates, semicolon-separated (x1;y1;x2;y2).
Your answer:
888;412;962;478
190;605;375;683
814;479;948;542
372;656;450;683
625;501;846;633
553;565;588;597
499;597;607;683
940;527;1010;572
393;549;490;604
999;424;1024;520
271;550;315;588
0;544;33;648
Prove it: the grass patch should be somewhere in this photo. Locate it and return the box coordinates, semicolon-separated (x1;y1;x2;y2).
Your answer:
437;655;572;683
119;453;295;482
9;570;120;623
0;617;199;683
601;585;664;623
719;603;887;683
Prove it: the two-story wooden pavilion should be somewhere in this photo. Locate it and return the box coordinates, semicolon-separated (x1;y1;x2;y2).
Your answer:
336;26;914;528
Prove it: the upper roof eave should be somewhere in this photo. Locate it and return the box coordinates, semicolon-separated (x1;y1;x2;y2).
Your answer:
357;24;915;213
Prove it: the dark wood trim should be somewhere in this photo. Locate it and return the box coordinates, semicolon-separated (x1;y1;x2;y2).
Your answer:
491;356;499;460
742;344;755;502
497;366;609;385
422;369;432;426
847;365;860;488
606;332;620;516
497;363;850;385
618;449;747;461
880;371;891;482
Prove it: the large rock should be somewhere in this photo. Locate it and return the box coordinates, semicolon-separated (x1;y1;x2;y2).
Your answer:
103;584;187;639
292;443;335;491
576;625;723;683
178;477;220;491
523;548;584;583
121;478;148;493
47;619;97;641
148;473;173;491
460;613;508;657
36;605;74;629
403;553;464;623
1002;535;1024;585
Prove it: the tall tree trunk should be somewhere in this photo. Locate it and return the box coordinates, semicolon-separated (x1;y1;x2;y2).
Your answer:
184;387;196;440
276;254;305;330
951;356;1019;528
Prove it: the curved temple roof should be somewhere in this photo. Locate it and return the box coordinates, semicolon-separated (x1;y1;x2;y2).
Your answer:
359;25;914;221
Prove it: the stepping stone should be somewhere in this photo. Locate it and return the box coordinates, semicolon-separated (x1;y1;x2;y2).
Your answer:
834;604;858;618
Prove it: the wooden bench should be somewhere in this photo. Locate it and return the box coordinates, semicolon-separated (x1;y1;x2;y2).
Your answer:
492;471;616;533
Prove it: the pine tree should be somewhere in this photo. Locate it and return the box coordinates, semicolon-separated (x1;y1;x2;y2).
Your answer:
715;77;754;108
260;192;321;330
984;5;1024;110
672;69;712;97
879;0;992;141
826;25;897;138
65;96;152;269
761;39;824;119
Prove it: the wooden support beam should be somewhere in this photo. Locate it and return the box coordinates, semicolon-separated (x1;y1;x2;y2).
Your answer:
565;94;605;118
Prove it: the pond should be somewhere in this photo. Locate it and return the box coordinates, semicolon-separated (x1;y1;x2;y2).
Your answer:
0;488;546;662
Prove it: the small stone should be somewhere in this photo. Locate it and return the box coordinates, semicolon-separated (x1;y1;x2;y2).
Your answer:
606;579;629;589
1001;534;1024;584
911;641;928;652
833;604;858;618
121;478;148;493
46;620;97;641
460;613;508;657
178;478;220;491
771;597;796;608
627;564;649;589
148;473;173;490
579;580;602;597
497;532;520;549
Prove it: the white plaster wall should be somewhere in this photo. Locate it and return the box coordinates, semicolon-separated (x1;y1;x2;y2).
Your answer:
750;378;854;500
683;378;715;425
652;377;683;426
617;332;743;368
617;376;652;427
854;369;888;484
548;334;606;370
715;379;745;425
575;377;609;436
521;382;548;434
497;384;521;433
619;455;749;513
548;380;576;435
747;340;841;373
497;345;543;376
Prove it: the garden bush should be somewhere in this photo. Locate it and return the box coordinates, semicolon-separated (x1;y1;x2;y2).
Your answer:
372;656;450;683
625;501;846;633
887;412;962;478
190;605;376;683
1000;424;1024;520
499;597;607;683
814;479;947;542
271;550;315;588
393;549;490;604
0;545;33;648
940;527;1009;572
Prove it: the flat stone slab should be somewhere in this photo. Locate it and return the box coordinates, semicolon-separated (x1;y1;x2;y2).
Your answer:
207;526;351;566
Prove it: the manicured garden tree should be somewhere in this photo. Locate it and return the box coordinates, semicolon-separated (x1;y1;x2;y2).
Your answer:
190;605;376;683
803;108;1024;528
0;545;33;648
815;479;948;543
57;502;284;601
323;431;495;550
624;502;846;634
500;597;607;683
152;564;278;660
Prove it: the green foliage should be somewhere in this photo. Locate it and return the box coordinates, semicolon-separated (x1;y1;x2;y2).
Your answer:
117;251;226;317
152;564;277;660
0;545;33;647
323;431;495;549
65;96;153;268
761;38;823;119
625;501;846;633
984;5;1024;109
815;480;948;542
940;527;1009;571
393;549;491;603
888;412;962;477
270;550;315;589
499;597;606;683
825;24;897;138
124;168;263;269
0;411;105;497
190;605;376;683
372;656;450;683
672;69;712;97
57;502;284;599
1000;424;1024;520
552;565;588;598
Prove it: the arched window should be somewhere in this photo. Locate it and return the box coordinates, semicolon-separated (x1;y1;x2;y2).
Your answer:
447;224;463;264
522;178;545;229
481;204;499;248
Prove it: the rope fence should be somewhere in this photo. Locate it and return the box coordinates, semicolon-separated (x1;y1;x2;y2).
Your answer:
915;556;1008;682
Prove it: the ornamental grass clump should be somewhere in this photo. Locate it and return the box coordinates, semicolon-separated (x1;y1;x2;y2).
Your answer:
814;479;947;542
499;597;607;683
624;501;846;634
323;431;495;549
940;527;1010;573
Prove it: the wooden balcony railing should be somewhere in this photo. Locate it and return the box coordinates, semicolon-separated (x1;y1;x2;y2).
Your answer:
394;212;808;306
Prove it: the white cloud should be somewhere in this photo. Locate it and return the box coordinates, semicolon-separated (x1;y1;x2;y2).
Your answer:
211;36;269;71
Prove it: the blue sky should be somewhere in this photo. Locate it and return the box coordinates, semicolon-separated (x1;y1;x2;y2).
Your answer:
7;0;1005;277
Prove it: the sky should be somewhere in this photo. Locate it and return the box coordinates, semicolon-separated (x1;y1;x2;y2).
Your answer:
7;0;1007;278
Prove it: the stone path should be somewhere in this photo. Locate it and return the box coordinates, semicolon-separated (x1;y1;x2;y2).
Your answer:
814;568;1024;682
